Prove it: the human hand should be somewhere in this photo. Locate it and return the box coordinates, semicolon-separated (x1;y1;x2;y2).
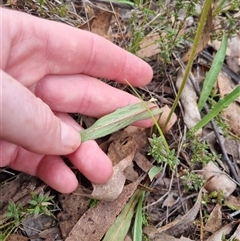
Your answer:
0;8;153;193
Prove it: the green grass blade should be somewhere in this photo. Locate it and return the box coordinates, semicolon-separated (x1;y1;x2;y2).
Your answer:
198;35;227;111
191;86;240;134
103;191;140;241
163;0;212;131
80;102;162;142
132;191;145;241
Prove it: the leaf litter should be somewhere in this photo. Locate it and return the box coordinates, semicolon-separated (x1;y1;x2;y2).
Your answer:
1;0;240;241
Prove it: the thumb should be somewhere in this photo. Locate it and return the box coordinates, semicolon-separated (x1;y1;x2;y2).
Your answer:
1;71;81;155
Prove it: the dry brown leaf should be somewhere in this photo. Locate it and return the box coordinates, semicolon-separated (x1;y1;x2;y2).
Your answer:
65;179;143;241
205;204;222;233
225;195;240;210
90;10;113;39
80;8;113;40
176;69;202;134
91;153;134;201
58;186;89;239
143;231;194;241
217;71;240;136
107;128;149;166
201;161;236;197
207;221;240;241
6;234;28;241
182;7;212;62
221;102;240;137
217;72;240;101
222;136;240;160
145;187;203;237
134;152;153;172
136;33;161;58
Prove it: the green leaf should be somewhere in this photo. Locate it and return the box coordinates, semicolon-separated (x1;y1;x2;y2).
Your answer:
148;166;162;181
191;86;240;134
80;102;162;142
132;191;145;241
198;35;227;111
103;190;140;241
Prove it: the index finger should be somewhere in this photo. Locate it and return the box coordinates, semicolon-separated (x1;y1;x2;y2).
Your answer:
4;9;153;86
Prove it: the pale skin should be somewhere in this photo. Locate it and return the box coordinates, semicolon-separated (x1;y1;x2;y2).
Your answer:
0;8;153;193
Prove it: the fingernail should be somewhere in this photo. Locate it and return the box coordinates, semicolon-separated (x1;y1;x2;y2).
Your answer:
61;122;81;153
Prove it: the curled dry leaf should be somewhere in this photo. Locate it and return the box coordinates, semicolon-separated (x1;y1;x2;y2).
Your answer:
91;153;134;201
201;161;236;197
176;69;202;134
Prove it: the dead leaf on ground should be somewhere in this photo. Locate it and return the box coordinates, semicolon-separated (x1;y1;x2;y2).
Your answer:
91;153;134;201
22;213;59;241
65;178;143;241
225;195;240;210
144;187;203;238
80;8;113;40
182;7;212;62
107;128;149;166
6;234;28;241
58;186;89;239
204;203;222;233
206;221;240;241
221;102;240;137
230;223;240;240
210;34;240;73
176;69;202;134
134;152;153;172
217;71;240;137
201;161;236;197
143;231;194;241
136;33;161;58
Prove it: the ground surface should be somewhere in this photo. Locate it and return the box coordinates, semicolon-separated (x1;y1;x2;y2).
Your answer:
1;0;240;241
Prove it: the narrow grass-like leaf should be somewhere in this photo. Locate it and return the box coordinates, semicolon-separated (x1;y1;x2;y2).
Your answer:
132;191;145;241
191;86;240;134
198;35;227;111
80;102;162;142
163;0;212;131
103;190;140;241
